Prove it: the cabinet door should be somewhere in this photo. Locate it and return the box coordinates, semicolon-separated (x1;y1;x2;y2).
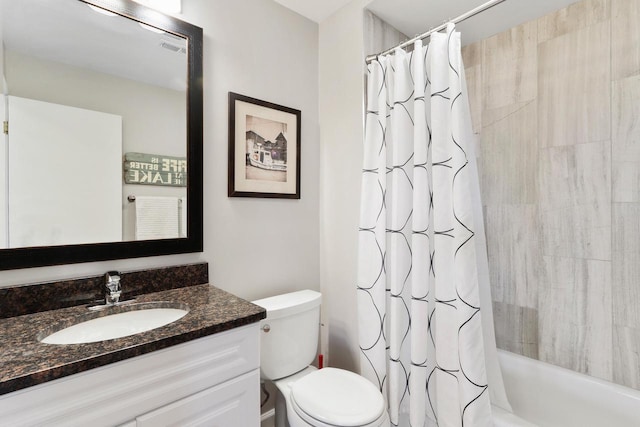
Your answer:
136;369;260;427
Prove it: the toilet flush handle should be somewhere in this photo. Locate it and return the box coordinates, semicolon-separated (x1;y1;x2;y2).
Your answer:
261;324;271;333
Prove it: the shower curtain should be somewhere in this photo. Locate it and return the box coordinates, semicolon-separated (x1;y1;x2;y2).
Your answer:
357;24;511;427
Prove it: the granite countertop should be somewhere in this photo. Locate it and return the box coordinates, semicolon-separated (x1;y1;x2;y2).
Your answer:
0;284;266;396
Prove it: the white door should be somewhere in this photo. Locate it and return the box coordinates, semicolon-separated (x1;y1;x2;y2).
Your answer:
0;94;7;248
8;96;122;247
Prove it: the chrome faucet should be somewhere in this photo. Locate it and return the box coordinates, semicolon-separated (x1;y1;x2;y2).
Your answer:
88;271;135;311
105;271;122;305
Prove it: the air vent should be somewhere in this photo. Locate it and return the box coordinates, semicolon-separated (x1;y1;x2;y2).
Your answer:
159;41;186;54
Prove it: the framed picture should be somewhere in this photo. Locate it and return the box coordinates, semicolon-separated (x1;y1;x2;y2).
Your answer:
228;92;301;199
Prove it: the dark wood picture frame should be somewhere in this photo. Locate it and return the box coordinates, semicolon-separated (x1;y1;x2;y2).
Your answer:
228;92;301;199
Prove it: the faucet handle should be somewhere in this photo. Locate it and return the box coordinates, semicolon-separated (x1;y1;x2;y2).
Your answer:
105;271;122;305
105;271;121;290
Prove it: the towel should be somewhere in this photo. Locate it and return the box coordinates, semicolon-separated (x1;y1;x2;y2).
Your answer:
179;196;187;238
134;196;180;240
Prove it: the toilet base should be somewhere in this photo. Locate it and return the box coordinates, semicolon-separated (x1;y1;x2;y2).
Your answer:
272;366;317;427
270;366;389;427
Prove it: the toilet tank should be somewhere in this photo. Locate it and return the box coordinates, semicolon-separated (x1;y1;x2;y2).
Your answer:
252;290;321;380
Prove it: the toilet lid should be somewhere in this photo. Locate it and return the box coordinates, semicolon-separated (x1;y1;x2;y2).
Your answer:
290;368;385;426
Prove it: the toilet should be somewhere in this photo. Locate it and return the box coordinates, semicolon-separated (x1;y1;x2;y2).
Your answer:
253;290;389;427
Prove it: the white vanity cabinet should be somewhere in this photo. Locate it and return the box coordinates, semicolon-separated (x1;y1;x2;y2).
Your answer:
0;324;261;427
133;370;258;426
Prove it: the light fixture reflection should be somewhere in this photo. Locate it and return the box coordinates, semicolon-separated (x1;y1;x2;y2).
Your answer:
139;23;166;34
87;4;118;17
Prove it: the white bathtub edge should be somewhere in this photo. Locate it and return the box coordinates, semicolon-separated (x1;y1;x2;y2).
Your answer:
497;349;640;427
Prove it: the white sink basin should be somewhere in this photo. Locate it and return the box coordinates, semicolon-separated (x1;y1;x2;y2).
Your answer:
40;305;188;345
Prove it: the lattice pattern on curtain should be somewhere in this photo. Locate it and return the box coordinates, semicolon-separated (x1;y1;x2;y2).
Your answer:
357;24;496;427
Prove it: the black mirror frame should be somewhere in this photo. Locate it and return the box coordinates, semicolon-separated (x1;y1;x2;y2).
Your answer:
0;0;203;271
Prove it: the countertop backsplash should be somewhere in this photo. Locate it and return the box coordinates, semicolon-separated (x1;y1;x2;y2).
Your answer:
0;262;209;318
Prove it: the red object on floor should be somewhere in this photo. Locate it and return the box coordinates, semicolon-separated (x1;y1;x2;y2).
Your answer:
318;354;324;369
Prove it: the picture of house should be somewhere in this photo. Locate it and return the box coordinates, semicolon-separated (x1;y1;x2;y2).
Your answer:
245;115;288;182
245;130;287;171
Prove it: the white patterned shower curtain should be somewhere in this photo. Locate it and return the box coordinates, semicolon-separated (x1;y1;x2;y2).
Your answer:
357;25;511;427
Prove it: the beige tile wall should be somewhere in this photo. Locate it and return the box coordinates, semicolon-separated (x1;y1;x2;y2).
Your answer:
463;0;640;389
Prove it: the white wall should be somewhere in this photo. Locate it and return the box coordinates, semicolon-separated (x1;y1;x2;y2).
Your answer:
0;1;6;249
0;95;5;249
5;50;186;159
318;0;368;372
0;0;320;304
0;100;9;249
185;0;320;300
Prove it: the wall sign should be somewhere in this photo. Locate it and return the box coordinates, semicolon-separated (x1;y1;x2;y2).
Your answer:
124;152;187;187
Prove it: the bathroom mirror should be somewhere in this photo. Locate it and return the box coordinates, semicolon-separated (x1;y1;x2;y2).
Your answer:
0;0;203;270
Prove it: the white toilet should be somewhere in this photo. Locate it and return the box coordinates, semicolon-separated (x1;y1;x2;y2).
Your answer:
253;290;389;427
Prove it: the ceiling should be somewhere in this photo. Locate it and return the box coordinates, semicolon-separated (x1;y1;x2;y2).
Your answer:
1;0;187;91
366;0;578;46
272;0;356;23
2;0;583;90
274;0;580;46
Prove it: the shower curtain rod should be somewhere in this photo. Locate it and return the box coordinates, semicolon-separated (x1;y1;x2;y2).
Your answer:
365;0;507;63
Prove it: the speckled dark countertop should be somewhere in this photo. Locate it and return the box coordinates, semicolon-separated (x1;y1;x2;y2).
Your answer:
0;284;266;396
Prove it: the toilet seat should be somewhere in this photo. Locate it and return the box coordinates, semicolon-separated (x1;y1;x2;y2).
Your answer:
291;396;388;427
290;368;386;427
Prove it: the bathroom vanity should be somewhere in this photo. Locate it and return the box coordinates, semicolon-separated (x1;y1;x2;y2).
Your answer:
0;265;266;426
0;1;260;424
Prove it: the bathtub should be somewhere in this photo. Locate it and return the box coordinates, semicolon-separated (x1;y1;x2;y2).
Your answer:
492;350;640;427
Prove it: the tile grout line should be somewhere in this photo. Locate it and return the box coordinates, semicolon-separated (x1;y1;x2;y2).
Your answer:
608;1;614;381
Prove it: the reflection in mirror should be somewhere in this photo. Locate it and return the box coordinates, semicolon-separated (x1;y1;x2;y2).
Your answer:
0;0;203;270
0;0;187;249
